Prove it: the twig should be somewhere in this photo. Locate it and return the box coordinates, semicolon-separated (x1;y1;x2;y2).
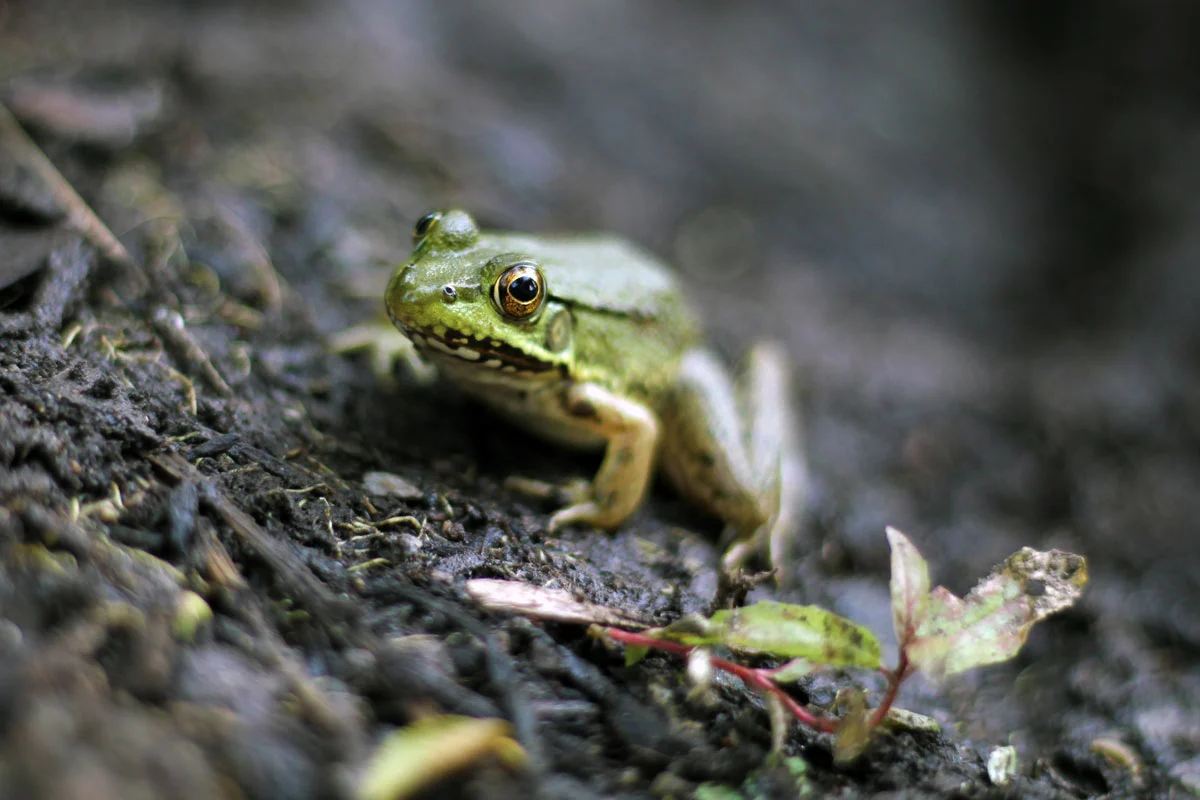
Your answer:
151;307;233;397
149;451;352;625
0;101;143;283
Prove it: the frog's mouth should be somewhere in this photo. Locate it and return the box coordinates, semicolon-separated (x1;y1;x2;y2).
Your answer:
405;326;556;374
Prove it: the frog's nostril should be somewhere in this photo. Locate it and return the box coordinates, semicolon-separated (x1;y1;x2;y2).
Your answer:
442;285;457;303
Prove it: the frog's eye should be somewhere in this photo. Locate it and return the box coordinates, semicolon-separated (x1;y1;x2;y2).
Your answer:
412;211;442;245
492;263;545;319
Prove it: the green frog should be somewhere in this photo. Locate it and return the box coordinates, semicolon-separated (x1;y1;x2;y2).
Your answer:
376;208;804;569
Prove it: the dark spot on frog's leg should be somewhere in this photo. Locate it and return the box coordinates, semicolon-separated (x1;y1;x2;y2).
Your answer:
697;474;731;502
615;448;633;466
697;450;716;469
1025;578;1046;597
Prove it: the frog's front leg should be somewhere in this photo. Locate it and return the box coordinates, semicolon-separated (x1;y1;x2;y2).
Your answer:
660;343;806;570
546;382;660;532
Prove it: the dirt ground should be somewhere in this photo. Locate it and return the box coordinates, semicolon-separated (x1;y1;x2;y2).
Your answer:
1;2;1198;798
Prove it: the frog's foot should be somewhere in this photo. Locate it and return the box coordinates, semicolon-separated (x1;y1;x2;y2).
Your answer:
733;341;807;572
546;382;659;533
661;342;807;573
328;323;437;386
504;476;590;505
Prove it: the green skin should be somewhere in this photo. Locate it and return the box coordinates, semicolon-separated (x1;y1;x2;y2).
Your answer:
383;209;801;568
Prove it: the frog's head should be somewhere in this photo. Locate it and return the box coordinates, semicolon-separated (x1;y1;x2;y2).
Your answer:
385;209;573;377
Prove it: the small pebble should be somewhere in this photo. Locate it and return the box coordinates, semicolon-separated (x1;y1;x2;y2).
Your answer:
987;745;1018;787
363;471;423;500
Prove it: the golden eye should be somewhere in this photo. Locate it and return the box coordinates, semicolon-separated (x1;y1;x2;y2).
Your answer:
412;211;442;245
492;263;544;319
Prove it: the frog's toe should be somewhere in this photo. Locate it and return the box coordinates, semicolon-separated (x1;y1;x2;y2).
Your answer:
547;502;605;533
547;493;631;532
720;518;786;574
505;476;592;505
720;458;805;575
721;536;759;573
559;477;593;504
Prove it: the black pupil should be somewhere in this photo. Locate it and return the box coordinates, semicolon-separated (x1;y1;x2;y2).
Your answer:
414;213;437;239
509;275;539;303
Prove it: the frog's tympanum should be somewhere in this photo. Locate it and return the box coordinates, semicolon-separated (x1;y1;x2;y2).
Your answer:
383;209;804;569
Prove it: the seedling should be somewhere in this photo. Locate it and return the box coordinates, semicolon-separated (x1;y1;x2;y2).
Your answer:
598;527;1087;762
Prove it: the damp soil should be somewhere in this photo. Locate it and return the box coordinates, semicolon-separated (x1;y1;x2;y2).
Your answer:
0;3;1198;799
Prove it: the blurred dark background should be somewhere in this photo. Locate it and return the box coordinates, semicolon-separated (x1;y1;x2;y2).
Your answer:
8;0;1200;357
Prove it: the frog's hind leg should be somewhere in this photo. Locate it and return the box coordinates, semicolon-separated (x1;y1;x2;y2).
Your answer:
660;343;807;571
730;342;807;571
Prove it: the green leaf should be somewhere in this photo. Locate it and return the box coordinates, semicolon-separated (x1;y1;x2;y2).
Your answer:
712;602;881;668
624;644;650;666
769;658;818;684
886;527;930;648
639;603;882;669
694;785;745;800
832;687;873;765
651;612;725;646
905;547;1088;677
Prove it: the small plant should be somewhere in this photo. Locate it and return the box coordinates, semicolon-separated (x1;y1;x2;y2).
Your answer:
597;527;1087;762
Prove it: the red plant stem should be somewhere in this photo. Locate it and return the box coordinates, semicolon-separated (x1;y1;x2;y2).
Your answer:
868;650;911;729
603;627;839;734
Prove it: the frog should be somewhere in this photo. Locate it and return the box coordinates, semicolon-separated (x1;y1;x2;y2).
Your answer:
375;208;805;570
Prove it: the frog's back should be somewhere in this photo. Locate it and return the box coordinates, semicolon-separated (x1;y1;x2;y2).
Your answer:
487;233;681;313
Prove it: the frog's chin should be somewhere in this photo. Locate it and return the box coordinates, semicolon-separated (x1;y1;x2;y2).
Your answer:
406;328;486;363
404;325;559;375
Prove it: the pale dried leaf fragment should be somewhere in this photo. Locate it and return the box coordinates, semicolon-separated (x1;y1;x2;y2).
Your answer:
358;715;525;800
465;579;650;629
879;707;940;733
1089;736;1144;786
903;545;1087;678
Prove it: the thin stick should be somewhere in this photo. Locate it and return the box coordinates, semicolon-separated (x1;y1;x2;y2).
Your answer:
0;101;141;277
